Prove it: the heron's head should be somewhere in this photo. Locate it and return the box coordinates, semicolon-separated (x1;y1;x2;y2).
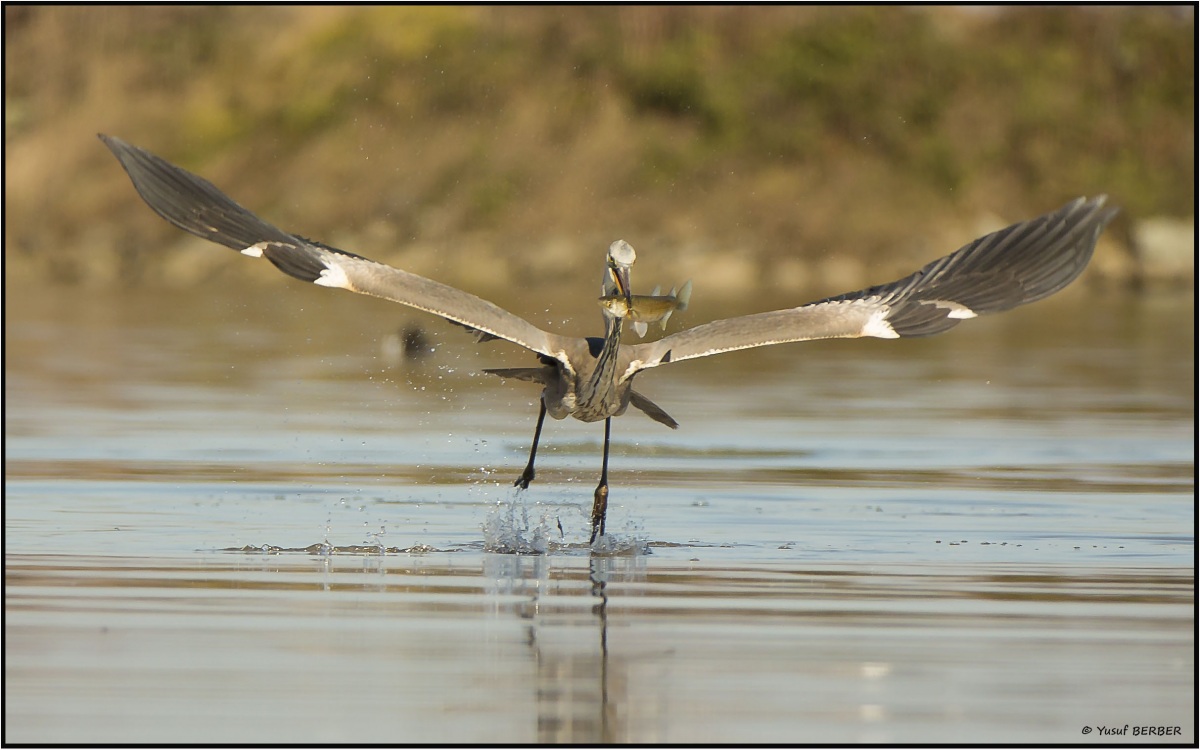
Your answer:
604;240;635;305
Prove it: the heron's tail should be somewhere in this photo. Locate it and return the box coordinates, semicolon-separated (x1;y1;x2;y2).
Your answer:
629;390;678;429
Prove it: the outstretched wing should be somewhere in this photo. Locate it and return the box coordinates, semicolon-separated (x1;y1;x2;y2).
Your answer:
100;134;577;360
623;196;1117;375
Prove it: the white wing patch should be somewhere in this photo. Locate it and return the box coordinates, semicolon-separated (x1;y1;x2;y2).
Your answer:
550;349;576;376
240;242;268;258
620;360;646;382
929;300;978;319
861;310;900;339
314;261;352;289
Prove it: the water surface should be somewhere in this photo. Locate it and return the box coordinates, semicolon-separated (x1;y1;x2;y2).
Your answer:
4;282;1195;743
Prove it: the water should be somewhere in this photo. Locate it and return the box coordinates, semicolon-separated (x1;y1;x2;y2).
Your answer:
4;281;1195;743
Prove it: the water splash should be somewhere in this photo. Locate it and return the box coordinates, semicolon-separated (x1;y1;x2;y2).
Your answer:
363;523;387;555
483;491;558;554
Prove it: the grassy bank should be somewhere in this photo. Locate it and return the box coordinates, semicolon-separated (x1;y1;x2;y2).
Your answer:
4;6;1193;294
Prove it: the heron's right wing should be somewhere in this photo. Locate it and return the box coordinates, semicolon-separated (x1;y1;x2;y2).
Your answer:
100;134;577;361
622;196;1116;376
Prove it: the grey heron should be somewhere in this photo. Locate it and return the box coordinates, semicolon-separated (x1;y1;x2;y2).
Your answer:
99;134;1117;543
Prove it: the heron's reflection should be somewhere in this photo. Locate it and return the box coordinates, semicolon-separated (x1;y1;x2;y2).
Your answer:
484;552;647;743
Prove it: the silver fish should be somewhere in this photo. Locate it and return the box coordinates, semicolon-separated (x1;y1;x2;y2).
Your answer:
599;280;692;337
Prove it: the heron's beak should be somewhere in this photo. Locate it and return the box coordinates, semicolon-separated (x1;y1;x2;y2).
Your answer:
609;265;632;304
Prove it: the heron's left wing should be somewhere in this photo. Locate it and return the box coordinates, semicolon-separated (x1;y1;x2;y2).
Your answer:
622;196;1116;377
100;134;577;361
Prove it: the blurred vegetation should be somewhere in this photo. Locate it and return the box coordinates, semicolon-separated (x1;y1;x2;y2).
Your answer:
4;6;1194;293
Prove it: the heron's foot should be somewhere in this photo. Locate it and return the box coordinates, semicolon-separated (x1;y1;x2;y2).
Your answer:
589;483;609;544
514;465;535;490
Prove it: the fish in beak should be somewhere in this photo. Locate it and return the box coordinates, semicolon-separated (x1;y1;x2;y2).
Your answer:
599;280;692;337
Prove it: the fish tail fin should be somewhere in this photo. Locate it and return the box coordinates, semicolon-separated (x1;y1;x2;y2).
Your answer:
675;280;692;311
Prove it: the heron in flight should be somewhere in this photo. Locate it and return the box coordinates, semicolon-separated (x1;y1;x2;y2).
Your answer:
99;134;1117;543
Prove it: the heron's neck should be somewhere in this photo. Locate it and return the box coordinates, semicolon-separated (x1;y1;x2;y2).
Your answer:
581;314;624;405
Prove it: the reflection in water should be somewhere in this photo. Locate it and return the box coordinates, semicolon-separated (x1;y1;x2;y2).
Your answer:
5;553;1193;744
484;553;648;743
591;557;614;744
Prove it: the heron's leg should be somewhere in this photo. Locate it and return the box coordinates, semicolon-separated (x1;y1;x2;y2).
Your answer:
589;417;612;543
514;400;547;490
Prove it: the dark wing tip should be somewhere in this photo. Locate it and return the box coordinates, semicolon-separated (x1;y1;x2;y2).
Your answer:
960;194;1116;305
100;134;297;252
879;195;1117;337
